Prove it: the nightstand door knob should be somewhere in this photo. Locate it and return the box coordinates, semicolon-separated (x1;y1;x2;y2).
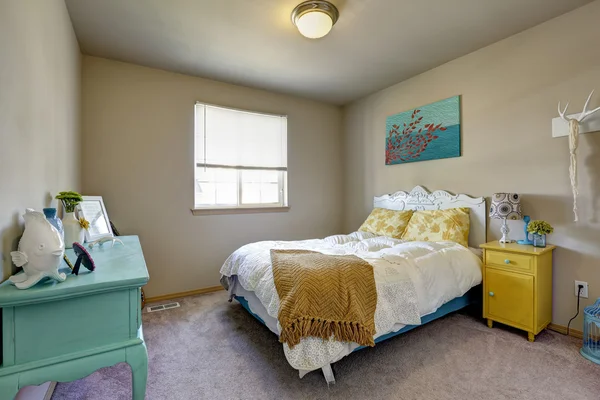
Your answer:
489;291;495;297
504;259;510;264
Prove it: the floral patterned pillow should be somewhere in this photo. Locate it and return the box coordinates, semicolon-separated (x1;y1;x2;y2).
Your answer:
402;208;470;247
359;208;414;239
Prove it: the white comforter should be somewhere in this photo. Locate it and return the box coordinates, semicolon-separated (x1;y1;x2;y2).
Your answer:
220;231;482;372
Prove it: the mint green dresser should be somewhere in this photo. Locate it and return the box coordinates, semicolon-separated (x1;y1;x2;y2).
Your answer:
0;236;149;400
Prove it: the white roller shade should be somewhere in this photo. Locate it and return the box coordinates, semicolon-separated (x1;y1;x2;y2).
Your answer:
195;103;287;169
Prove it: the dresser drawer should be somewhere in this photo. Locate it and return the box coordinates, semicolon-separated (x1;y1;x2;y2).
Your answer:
12;290;132;364
486;250;533;273
486;268;534;331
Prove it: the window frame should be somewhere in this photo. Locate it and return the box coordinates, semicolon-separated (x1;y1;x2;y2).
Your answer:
194;164;287;208
192;102;289;215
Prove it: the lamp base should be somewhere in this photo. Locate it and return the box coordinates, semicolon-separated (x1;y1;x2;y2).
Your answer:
499;218;513;243
517;239;533;245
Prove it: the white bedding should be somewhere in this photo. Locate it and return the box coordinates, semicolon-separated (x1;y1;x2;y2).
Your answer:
220;231;482;372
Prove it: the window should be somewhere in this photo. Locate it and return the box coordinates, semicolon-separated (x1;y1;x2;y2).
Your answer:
194;102;288;211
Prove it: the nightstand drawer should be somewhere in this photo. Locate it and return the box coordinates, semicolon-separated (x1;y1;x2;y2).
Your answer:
486;268;534;331
486;250;533;273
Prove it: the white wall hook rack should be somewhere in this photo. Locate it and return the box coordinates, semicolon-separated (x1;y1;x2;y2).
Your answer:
552;113;600;137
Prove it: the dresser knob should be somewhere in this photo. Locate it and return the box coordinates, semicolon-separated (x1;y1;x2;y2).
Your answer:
489;292;495;297
504;259;510;264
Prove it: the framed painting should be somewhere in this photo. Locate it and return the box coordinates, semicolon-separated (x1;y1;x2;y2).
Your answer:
385;96;461;165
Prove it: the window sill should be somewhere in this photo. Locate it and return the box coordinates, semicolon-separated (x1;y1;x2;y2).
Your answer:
191;206;290;216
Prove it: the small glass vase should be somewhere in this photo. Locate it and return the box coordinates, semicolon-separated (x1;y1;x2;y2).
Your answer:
532;233;546;248
43;207;64;239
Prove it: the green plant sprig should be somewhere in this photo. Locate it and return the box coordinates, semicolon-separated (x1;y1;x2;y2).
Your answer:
527;220;554;235
56;191;83;213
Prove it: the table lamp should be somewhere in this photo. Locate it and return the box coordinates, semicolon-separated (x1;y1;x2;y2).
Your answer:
489;193;522;243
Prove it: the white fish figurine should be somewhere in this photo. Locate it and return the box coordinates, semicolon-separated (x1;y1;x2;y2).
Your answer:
10;209;67;289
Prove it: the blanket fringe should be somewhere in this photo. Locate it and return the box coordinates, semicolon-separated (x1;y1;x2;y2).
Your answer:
280;316;375;349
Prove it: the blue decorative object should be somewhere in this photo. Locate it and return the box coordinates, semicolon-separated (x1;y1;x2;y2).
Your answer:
518;215;533;245
43;207;64;239
581;298;600;365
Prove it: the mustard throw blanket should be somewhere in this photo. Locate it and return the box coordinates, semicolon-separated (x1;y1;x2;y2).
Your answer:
271;249;377;349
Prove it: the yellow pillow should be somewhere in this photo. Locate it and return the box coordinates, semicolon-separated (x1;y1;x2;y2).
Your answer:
402;208;470;247
359;208;414;239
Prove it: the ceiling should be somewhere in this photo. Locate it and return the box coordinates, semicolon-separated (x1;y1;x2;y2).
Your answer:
65;0;591;105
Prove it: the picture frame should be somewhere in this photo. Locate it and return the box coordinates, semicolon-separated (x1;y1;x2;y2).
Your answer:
78;196;114;242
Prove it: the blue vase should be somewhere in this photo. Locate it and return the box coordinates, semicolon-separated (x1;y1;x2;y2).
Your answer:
532;233;546;248
43;208;64;239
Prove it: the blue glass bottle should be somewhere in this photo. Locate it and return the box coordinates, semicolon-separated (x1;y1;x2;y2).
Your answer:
43;207;64;239
532;233;546;248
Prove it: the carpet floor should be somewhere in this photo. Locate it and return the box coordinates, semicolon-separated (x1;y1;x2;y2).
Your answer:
52;291;600;400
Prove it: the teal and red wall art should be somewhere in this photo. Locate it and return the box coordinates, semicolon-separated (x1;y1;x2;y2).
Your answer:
385;96;461;165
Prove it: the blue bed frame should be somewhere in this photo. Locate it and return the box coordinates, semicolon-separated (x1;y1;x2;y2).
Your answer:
234;284;481;353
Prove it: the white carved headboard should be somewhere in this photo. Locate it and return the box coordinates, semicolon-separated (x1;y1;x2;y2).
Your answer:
373;186;487;247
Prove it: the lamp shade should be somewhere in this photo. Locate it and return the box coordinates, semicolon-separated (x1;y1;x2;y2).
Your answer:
489;193;522;220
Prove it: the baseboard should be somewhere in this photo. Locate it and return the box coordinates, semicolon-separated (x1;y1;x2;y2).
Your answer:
146;286;223;303
547;323;584;339
145;290;584;340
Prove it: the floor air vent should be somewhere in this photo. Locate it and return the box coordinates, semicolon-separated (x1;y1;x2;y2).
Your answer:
146;302;180;313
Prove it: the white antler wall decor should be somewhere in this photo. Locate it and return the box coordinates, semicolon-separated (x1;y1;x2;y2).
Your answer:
557;90;600;222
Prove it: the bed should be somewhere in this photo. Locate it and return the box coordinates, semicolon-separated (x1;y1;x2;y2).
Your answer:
220;186;486;384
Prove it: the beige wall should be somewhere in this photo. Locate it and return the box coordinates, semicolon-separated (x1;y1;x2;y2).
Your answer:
0;0;81;280
343;1;600;328
81;57;343;297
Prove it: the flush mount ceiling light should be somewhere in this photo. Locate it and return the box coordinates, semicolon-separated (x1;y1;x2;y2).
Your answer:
291;1;339;39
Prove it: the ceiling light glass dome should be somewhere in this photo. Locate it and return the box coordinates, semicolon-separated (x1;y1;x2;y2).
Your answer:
291;1;339;39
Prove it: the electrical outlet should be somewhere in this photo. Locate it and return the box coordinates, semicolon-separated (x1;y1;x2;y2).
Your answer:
575;281;589;298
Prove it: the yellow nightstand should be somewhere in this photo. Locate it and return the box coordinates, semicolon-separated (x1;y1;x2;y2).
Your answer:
479;240;556;342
